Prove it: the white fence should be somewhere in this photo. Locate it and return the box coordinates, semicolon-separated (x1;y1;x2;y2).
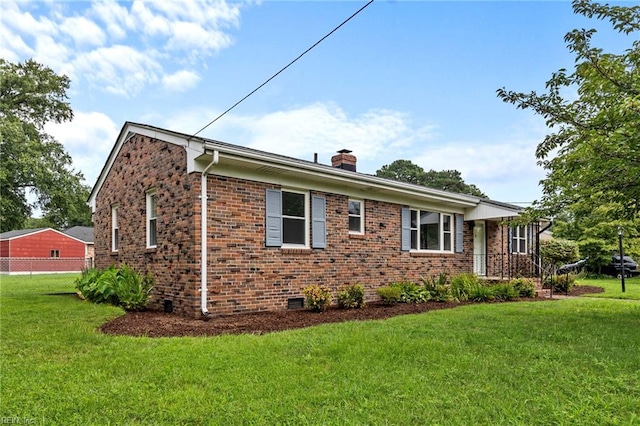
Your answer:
0;257;93;275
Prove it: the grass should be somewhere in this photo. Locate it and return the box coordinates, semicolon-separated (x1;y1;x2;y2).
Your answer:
1;274;640;425
576;275;640;300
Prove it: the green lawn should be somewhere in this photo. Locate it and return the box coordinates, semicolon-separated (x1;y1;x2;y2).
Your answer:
1;274;640;425
577;275;640;300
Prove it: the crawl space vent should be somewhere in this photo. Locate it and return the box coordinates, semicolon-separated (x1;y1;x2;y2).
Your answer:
287;297;304;310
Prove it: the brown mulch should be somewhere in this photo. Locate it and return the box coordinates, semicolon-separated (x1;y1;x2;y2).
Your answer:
99;285;605;338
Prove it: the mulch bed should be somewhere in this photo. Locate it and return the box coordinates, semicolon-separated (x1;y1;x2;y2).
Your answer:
99;285;605;338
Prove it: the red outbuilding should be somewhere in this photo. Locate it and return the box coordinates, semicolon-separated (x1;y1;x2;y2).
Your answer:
0;228;88;274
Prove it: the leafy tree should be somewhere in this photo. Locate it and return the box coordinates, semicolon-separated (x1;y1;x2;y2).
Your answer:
375;159;487;198
497;0;640;221
0;59;92;231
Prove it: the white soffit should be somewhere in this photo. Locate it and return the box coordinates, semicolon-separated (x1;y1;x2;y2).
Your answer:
465;203;521;221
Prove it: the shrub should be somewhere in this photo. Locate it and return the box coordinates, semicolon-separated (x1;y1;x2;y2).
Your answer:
303;285;333;312
112;264;154;311
540;239;579;266
376;286;402;304
450;273;479;302
544;273;576;294
421;274;452;302
390;280;429;303
75;265;153;311
337;283;366;309
75;266;118;304
510;277;536;297
469;284;495;302
492;283;520;301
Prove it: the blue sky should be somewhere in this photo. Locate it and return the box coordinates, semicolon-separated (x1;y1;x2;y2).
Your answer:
1;0;632;204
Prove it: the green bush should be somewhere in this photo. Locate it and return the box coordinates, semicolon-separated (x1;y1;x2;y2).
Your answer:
510;277;536;297
112;264;154;311
421;274;452;302
390;280;430;303
492;283;520;301
303;285;333;312
540;239;579;266
337;283;366;309
376;286;402;304
450;273;479;302
75;266;118;305
469;284;495;302
75;265;154;311
544;273;576;294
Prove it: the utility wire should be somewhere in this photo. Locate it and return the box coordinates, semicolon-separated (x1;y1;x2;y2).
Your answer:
190;0;374;140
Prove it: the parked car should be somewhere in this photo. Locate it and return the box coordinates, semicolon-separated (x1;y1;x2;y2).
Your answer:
600;255;639;278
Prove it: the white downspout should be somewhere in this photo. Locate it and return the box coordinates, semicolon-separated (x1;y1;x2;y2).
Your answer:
200;150;219;318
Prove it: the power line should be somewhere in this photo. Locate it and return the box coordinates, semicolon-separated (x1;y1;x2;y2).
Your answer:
190;0;375;140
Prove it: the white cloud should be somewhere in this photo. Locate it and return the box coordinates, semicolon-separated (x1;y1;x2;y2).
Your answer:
65;45;162;96
60;16;106;48
162;70;201;92
217;103;437;163
0;26;33;61
90;0;132;40
45;111;119;186
1;0;243;96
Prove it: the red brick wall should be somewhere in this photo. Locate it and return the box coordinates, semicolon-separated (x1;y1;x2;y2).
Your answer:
93;135;200;315
203;176;476;315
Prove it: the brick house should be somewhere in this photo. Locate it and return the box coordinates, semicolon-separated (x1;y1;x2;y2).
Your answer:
89;122;542;318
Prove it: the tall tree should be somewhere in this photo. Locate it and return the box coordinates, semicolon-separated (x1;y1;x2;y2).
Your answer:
375;159;487;198
0;59;92;231
497;0;640;221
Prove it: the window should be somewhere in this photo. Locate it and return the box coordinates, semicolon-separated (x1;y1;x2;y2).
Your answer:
50;249;60;258
512;225;527;254
408;209;453;252
146;190;157;248
111;205;119;252
348;199;364;234
282;190;307;246
266;189;317;248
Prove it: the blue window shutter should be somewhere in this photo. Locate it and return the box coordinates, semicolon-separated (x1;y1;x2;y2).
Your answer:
311;196;326;249
455;214;464;253
401;207;411;251
265;189;282;247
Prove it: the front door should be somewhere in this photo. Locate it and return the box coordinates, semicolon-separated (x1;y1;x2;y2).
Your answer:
473;221;486;276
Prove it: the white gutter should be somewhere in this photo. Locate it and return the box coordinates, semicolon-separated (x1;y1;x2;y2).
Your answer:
200;150;219;318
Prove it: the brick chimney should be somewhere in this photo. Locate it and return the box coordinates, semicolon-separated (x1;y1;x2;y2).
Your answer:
331;149;357;172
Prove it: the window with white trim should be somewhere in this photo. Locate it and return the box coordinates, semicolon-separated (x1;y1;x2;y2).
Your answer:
512;225;527;254
50;249;60;258
282;190;308;246
111;205;119;252
146;190;158;248
410;209;453;252
348;199;364;234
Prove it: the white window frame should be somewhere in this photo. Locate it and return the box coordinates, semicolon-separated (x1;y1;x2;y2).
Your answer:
111;205;119;252
512;225;527;254
409;209;453;253
348;199;365;234
281;189;309;248
50;249;60;258
146;189;158;249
